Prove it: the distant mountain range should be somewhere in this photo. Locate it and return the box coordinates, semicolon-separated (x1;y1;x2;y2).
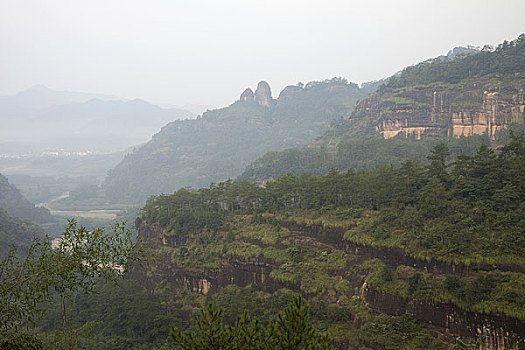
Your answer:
0;85;195;153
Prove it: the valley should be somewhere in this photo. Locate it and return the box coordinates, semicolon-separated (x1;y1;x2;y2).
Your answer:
0;28;524;350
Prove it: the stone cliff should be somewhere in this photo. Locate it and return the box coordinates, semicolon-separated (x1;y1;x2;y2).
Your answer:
352;74;525;140
239;81;275;107
129;221;524;349
240;88;255;101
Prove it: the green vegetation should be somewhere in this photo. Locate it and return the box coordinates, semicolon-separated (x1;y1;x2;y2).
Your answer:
39;279;181;350
0;208;42;256
171;290;446;350
138;133;525;328
171;296;332;350
2;36;523;350
239;134;490;181
0;173;54;225
386;34;525;88
105;78;374;204
0;220;145;348
363;260;525;321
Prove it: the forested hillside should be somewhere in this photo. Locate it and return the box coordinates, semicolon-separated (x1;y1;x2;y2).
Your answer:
0;173;56;256
104;78;372;204
239;35;525;182
238;134;491;182
130;134;525;349
352;34;525;140
0;173;53;224
0;209;42;256
385;35;525;88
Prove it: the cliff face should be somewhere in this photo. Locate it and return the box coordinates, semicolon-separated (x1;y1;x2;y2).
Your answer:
254;81;274;107
130;221;524;349
238;81;274;107
128;223;289;295
353;74;525;140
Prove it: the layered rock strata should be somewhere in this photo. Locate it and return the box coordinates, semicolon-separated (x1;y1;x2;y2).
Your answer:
130;221;525;349
352;76;525;140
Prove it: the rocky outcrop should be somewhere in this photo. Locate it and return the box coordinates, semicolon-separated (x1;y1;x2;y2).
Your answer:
353;75;525;141
278;85;303;100
131;221;525;349
239;88;255;102
280;221;525;276
239;81;275;107
364;287;524;350
254;81;274;107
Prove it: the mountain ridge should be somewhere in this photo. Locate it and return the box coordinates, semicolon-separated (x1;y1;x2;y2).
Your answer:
237;35;525;182
0;86;196;154
104;78;372;204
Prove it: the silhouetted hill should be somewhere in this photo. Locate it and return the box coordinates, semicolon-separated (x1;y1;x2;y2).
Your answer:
0;86;195;153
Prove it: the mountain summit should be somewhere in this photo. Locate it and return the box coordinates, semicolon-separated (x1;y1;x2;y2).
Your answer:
239;81;274;107
104;78;373;203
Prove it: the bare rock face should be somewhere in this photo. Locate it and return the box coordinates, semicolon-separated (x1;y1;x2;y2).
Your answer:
254;81;274;107
240;88;255;102
353;76;525;141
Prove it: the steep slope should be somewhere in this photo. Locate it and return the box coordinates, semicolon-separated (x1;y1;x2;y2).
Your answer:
0;173;47;255
0;173;52;224
105;78;371;204
238;36;525;182
0;208;42;257
351;34;525;140
129;136;525;349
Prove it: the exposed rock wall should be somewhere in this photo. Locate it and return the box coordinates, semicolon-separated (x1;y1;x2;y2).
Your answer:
254;81;274;107
352;76;525;140
365;288;525;350
128;223;292;293
280;221;525;276
132;222;525;349
238;81;275;107
240;88;255;102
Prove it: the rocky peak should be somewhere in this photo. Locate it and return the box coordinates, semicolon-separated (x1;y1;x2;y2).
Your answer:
445;46;480;59
254;81;274;107
278;85;303;100
240;88;255;102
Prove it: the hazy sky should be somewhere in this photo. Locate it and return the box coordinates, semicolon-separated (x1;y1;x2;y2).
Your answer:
1;0;524;107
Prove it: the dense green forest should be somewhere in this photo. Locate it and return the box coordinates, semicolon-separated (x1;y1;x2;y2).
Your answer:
239;134;491;181
16;135;523;349
104;78;373;204
1;221;143;349
141;132;525;267
385;34;525;88
126;134;525;348
2;35;524;350
239;34;525;183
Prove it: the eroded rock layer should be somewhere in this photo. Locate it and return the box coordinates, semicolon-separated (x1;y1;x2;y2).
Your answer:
130;221;525;349
352;75;525;140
